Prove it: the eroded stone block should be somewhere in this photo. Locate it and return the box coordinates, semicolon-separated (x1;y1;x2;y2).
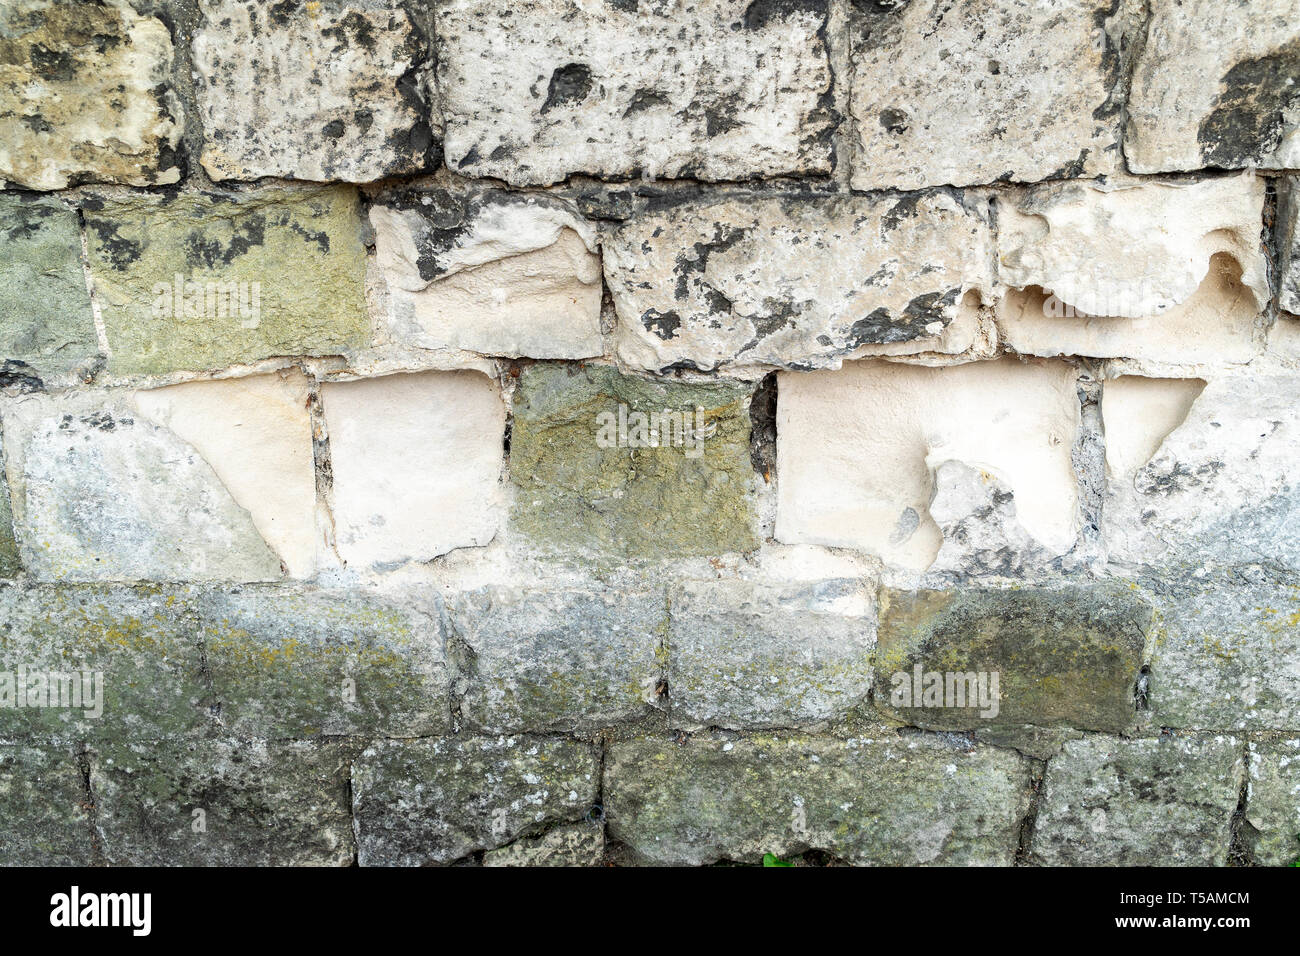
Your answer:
352;735;598;865
1282;179;1300;316
849;0;1121;190
509;364;757;560
775;359;1081;571
200;586;448;737
605;191;993;372
321;370;506;567
435;0;834;185
1030;735;1244;866
0;745;94;865
0;195;99;388
194;0;436;183
449;585;666;733
0;0;182;189
1126;0;1300;173
83;187;369;377
667;578;874;729
1246;740;1300;866
605;734;1031;866
0;426;17;578
370;188;602;359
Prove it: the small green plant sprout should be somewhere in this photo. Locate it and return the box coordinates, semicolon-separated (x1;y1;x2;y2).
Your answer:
763;852;793;867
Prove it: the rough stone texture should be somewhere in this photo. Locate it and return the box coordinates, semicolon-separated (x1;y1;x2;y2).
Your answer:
91;737;354;866
1103;370;1300;572
0;0;182;190
1030;735;1245;866
999;174;1268;317
1;391;282;582
605;734;1031;866
435;0;835;185
448;585;666;733
668;578;874;729
776;359;1080;571
194;0;436;183
1144;571;1300;732
849;0;1121;190
1283;180;1300;316
83;187;369;377
482;823;604;867
321;371;506;567
200;587;448;738
1101;376;1205;479
134;372;318;578
873;584;1150;735
0;426;17;578
0;195;99;388
1126;0;1300;173
352;735;599;866
0;585;208;743
1246;740;1300;866
509;364;757;561
370;188;602;359
0;745;94;866
604;191;994;373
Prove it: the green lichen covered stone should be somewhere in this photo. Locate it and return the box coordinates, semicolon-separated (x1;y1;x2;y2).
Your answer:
1030;735;1244;866
352;735;599;865
1245;739;1300;866
83;186;369;376
1145;571;1300;731
0;585;209;743
0;195;99;387
90;737;354;866
0;426;17;578
449;584;667;734
604;733;1031;866
200;587;448;738
0;744;94;865
872;583;1151;735
509;363;758;560
482;823;605;867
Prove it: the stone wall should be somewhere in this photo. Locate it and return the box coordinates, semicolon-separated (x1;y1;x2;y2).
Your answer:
1;0;1298;867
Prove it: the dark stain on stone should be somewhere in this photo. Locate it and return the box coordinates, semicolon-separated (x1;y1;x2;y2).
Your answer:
742;0;828;30
0;360;44;393
749;371;778;478
541;63;594;113
1047;148;1090;180
1197;38;1300;168
184;213;266;269
880;107;909;134
673;223;749;300
321;119;346;139
85;218;143;272
27;44;75;82
624;88;670;117
642;309;682;340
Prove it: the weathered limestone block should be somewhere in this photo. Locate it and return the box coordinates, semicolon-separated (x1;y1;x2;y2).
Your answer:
0;427;17;578
1102;371;1300;571
1;392;283;582
926;461;1058;578
0;745;94;865
1283;180;1300;316
1143;572;1300;732
435;0;834;185
1246;740;1300;866
0;0;182;190
605;191;994;372
200;587;448;738
0;195;99;388
1126;0;1300;173
91;738;354;866
194;0;436;183
1101;376;1205;479
605;734;1031;866
321;371;506;567
996;174;1267;365
83;187;369;377
482;823;604;867
776;359;1080;571
849;0;1121;190
667;578;874;729
1030;736;1244;866
352;736;599;866
0;585;209;743
449;585;666;733
873;584;1150;735
369;189;602;359
134;371;318;578
510;364;757;560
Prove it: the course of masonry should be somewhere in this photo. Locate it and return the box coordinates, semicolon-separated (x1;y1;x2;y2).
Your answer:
1;0;1299;866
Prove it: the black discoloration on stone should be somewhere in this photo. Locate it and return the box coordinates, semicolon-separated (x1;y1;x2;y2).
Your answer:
879;107;909;133
184;214;267;269
749;371;778;478
624;88;670;116
321;119;346;139
642;309;682;340
0;360;44;393
542;63;594;113
1197;39;1300;168
673;223;749;300
84;219;143;272
742;0;828;30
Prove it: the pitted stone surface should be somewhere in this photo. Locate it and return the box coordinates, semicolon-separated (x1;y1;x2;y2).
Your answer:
848;0;1122;190
0;0;182;190
435;0;835;185
1126;0;1300;173
605;191;993;372
194;0;437;183
0;745;94;865
370;188;602;359
1246;740;1300;866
